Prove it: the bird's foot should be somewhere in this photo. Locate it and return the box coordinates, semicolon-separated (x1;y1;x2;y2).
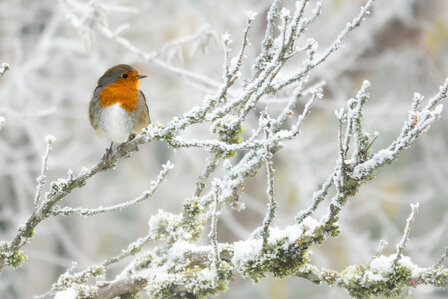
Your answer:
102;142;114;162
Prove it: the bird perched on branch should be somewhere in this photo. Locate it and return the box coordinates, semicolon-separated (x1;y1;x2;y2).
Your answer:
89;64;150;154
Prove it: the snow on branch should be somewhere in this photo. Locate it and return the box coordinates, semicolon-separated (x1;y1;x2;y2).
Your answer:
351;78;448;180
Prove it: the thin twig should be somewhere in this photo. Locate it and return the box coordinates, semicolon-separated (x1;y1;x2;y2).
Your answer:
260;112;277;251
209;180;221;269
296;169;335;224
371;240;387;264
103;234;153;267
394;203;419;265
272;0;375;91
251;0;283;79
33;136;55;207
52;161;173;216
194;154;220;197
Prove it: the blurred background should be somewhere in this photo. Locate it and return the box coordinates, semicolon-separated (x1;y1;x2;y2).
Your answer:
0;0;447;298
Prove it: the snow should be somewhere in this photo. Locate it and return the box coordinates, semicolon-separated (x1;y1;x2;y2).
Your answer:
232;239;262;264
232;217;320;267
276;130;291;139
352;149;394;179
370;255;394;274
168;240;207;261
138;266;170;283
54;288;78;299
45;135;56;144
79;167;90;177
364;254;421;282
301;216;320;233
269;217;319;244
247;10;258;21
280;8;291;19
433;104;444;116
221;32;232;44
334;108;344;120
147;209;182;238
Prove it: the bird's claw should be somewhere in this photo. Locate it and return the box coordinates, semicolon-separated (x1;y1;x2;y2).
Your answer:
102;142;114;163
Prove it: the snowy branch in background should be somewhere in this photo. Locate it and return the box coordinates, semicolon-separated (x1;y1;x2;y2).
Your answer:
0;62;9;78
0;117;5;131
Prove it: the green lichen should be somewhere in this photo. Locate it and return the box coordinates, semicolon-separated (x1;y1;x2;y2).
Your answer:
340;173;362;199
146;122;172;141
146;261;232;299
182;197;205;241
133;276;148;290
212;115;243;158
86;265;106;279
326;222;342;238
338;262;413;299
425;266;448;287
237;241;309;282
196;177;206;193
134;252;153;270
148;209;182;240
0;242;28;269
75;285;97;299
55;272;76;290
128;241;142;255
193;262;232;297
320;269;340;285
133;241;234;298
147;198;204;243
299;263;319;276
25;229;35;238
8;249;27;268
338;265;369;299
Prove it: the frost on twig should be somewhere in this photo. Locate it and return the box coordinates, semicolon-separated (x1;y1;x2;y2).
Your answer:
258;111;278;252
208;179;222;270
51;161;173;216
33;135;56;207
394;203;419;265
0;148;173;271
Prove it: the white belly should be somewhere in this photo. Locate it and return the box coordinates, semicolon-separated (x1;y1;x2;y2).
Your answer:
97;104;133;143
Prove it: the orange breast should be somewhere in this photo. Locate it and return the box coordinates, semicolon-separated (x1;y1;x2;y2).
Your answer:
98;79;140;113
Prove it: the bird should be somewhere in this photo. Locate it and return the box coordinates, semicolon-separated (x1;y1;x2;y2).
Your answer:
89;64;150;154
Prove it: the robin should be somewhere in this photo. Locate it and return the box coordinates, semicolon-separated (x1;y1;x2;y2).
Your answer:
89;64;150;153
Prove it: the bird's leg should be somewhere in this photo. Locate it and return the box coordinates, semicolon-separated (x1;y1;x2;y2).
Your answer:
102;142;114;162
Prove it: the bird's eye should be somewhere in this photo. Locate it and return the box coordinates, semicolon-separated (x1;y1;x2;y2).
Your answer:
122;73;128;79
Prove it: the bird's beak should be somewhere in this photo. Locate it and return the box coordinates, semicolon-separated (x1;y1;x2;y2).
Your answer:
136;74;147;79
